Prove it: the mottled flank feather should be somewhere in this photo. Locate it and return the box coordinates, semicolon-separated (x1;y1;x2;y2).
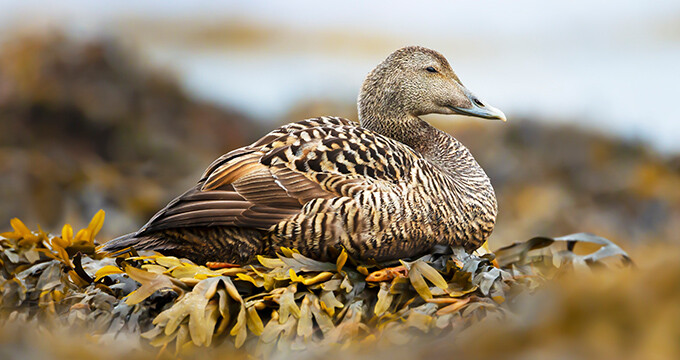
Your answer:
100;46;503;264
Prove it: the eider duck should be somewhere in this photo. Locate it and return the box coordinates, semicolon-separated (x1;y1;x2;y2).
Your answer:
100;46;506;264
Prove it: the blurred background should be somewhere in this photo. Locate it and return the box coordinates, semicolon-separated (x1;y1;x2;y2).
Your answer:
1;0;679;252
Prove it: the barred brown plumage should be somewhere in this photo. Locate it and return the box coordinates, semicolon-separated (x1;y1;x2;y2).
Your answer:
99;46;507;264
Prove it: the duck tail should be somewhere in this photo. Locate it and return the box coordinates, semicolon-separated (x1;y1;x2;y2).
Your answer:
97;227;267;265
96;232;168;258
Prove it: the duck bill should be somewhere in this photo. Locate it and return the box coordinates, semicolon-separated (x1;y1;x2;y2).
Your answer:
447;88;507;122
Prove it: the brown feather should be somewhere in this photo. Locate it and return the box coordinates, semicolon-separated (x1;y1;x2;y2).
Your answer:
101;46;502;265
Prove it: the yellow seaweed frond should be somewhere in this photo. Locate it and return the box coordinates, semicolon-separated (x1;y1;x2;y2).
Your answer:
86;209;105;243
336;247;348;274
94;265;125;281
10;218;32;238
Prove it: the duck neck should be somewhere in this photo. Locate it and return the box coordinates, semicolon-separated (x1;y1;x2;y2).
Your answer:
358;94;457;172
358;80;429;157
358;91;495;197
360;112;442;164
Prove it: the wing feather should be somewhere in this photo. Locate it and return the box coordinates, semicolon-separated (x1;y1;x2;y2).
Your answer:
132;116;417;237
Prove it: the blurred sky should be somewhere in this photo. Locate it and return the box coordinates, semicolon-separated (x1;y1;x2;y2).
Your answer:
1;0;679;153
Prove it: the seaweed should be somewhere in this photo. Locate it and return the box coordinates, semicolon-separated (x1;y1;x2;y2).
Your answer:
0;211;631;357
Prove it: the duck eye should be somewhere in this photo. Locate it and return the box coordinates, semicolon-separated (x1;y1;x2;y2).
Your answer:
426;66;438;73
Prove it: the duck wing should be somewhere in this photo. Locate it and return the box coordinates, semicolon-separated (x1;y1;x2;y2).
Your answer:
131;116;417;237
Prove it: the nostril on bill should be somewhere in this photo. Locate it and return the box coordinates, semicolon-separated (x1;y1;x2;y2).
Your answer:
473;98;484;107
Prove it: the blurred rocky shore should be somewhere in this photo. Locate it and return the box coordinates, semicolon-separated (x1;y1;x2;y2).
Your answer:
1;34;678;249
0;34;261;236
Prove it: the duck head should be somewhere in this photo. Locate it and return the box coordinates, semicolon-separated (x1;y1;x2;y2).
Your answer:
358;46;506;126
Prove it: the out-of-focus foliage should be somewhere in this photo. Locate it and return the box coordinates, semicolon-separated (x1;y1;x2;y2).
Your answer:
0;213;634;359
0;34;261;235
